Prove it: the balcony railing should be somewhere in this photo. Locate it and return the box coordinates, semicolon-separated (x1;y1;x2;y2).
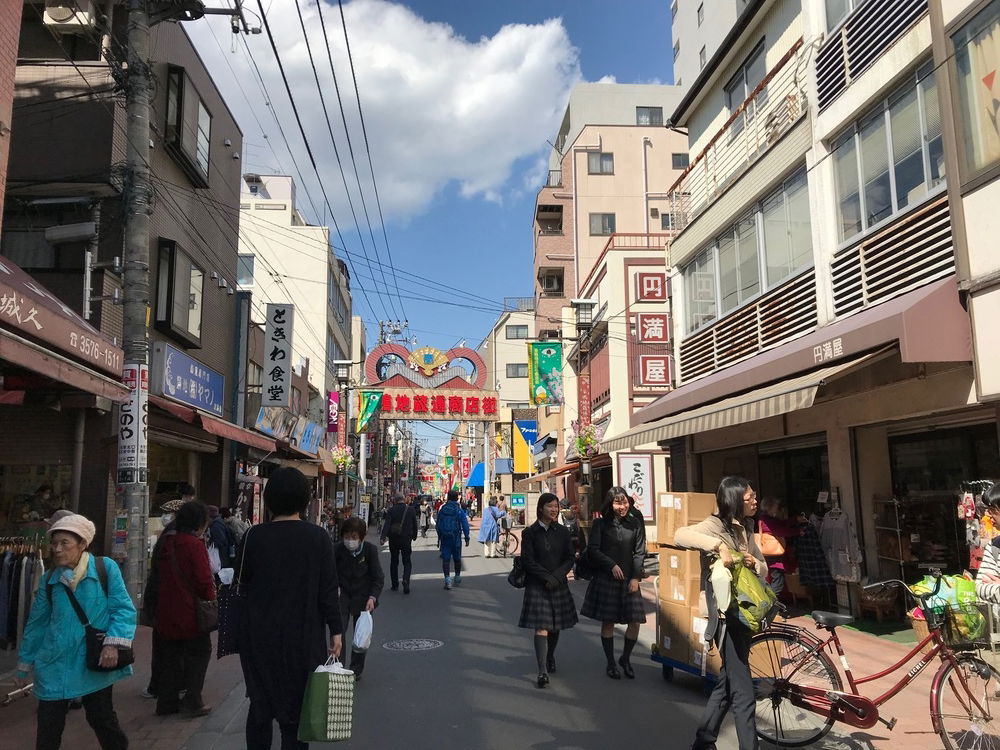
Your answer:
816;0;928;111
545;170;563;188
503;297;536;312
667;39;806;234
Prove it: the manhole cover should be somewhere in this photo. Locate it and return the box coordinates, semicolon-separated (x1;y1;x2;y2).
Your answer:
382;638;444;651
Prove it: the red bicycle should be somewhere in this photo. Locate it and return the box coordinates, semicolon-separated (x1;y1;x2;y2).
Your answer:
748;570;1000;749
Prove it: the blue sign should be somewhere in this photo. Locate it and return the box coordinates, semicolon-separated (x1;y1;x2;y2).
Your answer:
515;420;537;447
156;343;225;416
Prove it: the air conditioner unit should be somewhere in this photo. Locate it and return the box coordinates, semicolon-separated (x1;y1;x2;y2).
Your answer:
44;0;96;33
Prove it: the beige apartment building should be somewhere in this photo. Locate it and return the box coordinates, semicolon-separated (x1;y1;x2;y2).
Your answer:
605;0;999;613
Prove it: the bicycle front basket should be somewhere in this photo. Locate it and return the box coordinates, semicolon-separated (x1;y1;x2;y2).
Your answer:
937;603;988;648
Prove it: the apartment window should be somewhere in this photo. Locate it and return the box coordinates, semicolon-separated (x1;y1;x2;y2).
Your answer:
587;152;614;174
505;324;530;339
290;386;302;415
661;213;673;230
164;66;211;188
507;363;529;378
724;41;767;137
671;0;678;20
539;328;560;340
952;0;1000;180
832;61;945;243
155;239;204;347
636;106;664;126
672;152;690;170
539;269;564;295
680;168;813;332
673;40;681;62
589;213;616;235
247;362;263;394
237;254;255;286
825;0;862;32
697;2;704;25
699;46;707;69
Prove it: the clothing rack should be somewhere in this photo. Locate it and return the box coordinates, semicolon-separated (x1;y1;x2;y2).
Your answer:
0;541;45;652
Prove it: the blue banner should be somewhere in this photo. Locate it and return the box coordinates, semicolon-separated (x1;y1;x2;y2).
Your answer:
155;343;225;416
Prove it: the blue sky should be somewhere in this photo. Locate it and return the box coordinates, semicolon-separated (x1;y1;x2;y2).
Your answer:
188;0;674;455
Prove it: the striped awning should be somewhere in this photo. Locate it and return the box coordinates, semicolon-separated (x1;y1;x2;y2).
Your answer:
603;350;889;453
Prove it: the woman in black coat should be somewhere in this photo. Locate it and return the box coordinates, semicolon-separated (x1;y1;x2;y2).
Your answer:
334;516;384;680
518;492;578;689
580;487;647;679
236;468;343;750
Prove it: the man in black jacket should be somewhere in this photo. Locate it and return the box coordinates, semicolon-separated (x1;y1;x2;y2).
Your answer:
380;494;418;593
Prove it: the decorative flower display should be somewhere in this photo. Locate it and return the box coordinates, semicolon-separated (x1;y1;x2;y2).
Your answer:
330;445;354;469
570;420;605;458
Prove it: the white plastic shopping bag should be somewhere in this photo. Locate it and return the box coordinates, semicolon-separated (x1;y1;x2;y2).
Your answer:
207;543;222;574
352;611;373;652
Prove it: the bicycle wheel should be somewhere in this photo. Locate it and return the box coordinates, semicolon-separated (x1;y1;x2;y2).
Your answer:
934;654;1000;750
749;630;842;747
505;532;519;556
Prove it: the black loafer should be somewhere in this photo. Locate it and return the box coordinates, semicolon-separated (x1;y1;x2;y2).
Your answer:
618;656;635;679
606;664;621;680
536;673;549;688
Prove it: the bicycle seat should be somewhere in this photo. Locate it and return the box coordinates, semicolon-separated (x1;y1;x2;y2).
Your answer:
811;611;854;630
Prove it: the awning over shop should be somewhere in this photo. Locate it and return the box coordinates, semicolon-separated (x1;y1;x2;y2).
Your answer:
149;395;196;423
494;458;514;475
466;462;484;488
200;414;277;453
631;277;970;428
318;447;337;475
603;351;890;453
0;327;129;402
519;462;579;487
278;459;320;477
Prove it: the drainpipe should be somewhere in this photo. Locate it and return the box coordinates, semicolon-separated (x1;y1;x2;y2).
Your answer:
642;136;652;235
69;409;86;511
571;135;602;296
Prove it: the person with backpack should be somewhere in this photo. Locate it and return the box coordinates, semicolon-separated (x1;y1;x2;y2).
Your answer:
436;490;470;590
380;494;418;593
14;513;135;749
673;476;767;750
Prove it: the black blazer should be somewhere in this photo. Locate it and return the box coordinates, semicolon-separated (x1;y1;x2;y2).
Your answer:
588;513;646;580
380;503;418;543
521;521;574;589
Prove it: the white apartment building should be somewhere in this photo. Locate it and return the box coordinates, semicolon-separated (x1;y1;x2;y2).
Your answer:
670;0;748;88
237;174;352;413
609;0;997;604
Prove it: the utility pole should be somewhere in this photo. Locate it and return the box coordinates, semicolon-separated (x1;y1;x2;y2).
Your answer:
119;0;153;600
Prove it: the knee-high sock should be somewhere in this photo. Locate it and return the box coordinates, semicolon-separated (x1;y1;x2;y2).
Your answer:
534;634;549;673
601;636;616;666
621;637;637;664
546;631;560;659
454;558;462;575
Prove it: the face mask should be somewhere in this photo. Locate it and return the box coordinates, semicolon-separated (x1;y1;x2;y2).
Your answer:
344;539;361;551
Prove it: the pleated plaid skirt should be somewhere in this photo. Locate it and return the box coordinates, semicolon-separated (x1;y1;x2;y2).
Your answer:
580;573;646;624
518;580;579;631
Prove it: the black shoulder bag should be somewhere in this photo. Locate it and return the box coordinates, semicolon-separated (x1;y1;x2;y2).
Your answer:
59;557;135;673
507;555;526;589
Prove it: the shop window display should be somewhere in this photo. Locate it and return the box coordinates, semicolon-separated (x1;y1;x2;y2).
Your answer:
0;465;71;533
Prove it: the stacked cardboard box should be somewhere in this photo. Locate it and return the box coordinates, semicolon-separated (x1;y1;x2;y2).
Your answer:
656;492;717;545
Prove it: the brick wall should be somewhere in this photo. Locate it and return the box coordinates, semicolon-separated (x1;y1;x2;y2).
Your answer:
0;0;24;237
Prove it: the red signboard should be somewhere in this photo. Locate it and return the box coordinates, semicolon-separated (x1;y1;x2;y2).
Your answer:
379;387;499;421
638;355;671;387
577;371;592;427
636;313;670;343
461;457;471;481
635;272;668;302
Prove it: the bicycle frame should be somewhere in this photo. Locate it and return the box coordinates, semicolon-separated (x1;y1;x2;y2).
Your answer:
778;623;990;730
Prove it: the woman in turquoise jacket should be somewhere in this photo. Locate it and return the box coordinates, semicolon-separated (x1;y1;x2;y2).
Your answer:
15;513;136;749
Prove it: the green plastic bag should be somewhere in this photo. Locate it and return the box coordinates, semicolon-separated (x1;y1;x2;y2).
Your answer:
730;553;778;634
909;575;976;608
297;661;354;743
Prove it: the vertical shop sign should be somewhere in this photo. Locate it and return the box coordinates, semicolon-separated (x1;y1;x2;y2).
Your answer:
117;364;148;484
527;342;564;405
461;457;471;481
327;391;339;433
264;304;294;408
577;371;592;428
617;453;654;521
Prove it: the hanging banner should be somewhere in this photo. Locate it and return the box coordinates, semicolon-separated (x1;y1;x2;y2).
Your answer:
264;304;294;408
117;363;148;484
461;457;471;481
528;342;563;406
355;390;382;433
327;391;339;433
513;420;537;474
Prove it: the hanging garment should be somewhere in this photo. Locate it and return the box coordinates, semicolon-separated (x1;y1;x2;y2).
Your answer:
0;551;13;648
819;509;863;583
793;524;834;586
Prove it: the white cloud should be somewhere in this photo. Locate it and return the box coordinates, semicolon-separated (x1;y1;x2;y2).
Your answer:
186;0;581;225
594;74;617;84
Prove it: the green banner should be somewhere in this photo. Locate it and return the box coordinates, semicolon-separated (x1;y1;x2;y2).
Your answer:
356;390;382;433
388;445;397;461
528;342;564;406
445;455;454;470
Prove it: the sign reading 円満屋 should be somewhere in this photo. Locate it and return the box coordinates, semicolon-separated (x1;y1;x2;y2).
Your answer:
264;304;294;408
150;342;224;416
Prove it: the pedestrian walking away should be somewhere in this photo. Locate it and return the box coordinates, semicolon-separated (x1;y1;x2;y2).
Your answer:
149;500;217;718
436;490;470;589
580;487;647;680
518;492;578;689
15;513;135;750
206;504;236;571
380;493;417;593
673;476;767;750
235;467;344;750
419;497;432;538
334;516;384;680
477;497;508;558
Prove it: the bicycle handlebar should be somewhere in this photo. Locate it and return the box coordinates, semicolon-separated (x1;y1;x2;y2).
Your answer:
862;568;944;610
